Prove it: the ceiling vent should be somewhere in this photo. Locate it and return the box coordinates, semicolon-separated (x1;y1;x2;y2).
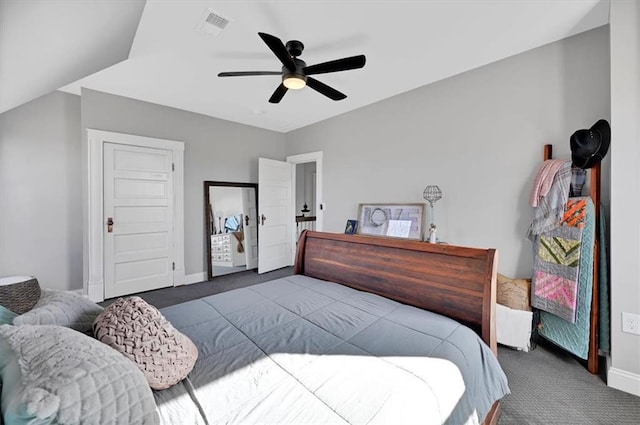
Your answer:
195;8;231;37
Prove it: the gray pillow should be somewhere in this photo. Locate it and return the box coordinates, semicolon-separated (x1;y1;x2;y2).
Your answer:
0;324;159;425
13;289;103;333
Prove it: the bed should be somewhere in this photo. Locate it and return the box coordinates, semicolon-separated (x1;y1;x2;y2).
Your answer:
154;230;509;425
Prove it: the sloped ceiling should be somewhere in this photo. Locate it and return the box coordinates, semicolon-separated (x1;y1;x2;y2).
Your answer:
0;0;146;114
2;1;610;132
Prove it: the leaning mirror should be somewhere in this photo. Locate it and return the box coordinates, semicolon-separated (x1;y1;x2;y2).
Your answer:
204;181;258;280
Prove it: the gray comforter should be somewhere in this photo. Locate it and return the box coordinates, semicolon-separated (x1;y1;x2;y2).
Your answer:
155;275;510;425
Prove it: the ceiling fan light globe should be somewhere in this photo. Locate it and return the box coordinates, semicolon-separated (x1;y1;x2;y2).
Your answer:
283;75;306;90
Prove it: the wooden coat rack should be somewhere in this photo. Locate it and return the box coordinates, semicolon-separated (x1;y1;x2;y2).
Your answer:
543;144;600;374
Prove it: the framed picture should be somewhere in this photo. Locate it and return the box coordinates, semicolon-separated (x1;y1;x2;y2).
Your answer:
344;219;358;234
357;203;426;240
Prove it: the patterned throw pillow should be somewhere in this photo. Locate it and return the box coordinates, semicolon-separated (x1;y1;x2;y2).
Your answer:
13;289;103;333
0;276;40;315
497;273;532;312
93;297;198;390
0;324;159;425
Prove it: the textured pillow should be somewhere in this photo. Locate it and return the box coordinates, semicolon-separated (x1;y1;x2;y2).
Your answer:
0;276;40;315
0;324;159;425
13;289;103;333
497;273;532;311
93;297;198;390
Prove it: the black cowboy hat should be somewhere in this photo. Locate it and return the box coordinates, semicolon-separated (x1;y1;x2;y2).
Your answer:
570;119;611;169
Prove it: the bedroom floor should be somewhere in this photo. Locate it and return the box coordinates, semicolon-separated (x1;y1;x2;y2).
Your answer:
105;268;640;424
498;341;639;424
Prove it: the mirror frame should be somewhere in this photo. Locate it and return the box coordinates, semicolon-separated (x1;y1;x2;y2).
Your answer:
204;181;259;280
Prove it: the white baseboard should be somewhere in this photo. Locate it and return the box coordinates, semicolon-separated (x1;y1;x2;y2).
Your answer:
87;280;104;303
608;365;640;397
174;267;186;286
184;272;207;285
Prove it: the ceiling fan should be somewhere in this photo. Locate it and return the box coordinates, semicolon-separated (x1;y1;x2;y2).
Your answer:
218;32;366;103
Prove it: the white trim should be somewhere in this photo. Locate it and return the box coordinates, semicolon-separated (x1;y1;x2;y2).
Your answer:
84;129;185;302
185;272;207;285
173;146;186;286
608;365;640;397
70;288;93;299
286;151;323;262
88;281;103;302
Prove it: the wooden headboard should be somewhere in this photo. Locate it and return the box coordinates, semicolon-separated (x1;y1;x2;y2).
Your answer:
295;230;499;354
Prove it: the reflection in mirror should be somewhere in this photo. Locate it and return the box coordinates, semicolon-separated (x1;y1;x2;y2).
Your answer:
204;181;258;280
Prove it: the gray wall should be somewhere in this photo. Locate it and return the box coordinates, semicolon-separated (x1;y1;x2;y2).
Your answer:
285;26;611;278
80;89;286;279
0;91;82;290
609;0;640;392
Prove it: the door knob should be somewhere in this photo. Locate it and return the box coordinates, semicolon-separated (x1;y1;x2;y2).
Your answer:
260;214;266;225
107;217;114;233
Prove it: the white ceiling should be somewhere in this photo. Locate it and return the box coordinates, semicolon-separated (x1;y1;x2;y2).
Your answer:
0;0;146;114
2;1;610;133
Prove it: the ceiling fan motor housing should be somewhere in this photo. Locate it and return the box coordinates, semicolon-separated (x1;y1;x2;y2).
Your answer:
282;58;308;86
285;40;304;57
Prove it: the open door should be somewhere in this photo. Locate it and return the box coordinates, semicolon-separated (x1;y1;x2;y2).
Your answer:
258;158;293;273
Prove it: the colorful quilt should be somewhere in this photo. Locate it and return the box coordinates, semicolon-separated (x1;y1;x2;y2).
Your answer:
539;198;595;360
532;198;589;323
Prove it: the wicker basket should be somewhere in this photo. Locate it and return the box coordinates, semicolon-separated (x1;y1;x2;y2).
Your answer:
0;277;41;314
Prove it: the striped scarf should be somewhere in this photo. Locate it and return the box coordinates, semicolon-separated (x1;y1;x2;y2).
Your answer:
527;161;572;240
530;159;569;207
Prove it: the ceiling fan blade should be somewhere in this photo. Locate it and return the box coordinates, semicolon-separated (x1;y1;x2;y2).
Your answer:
218;71;282;77
303;55;366;75
269;83;288;103
258;32;296;72
306;77;347;101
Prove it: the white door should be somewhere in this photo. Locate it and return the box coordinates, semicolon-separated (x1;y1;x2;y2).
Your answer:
104;143;174;298
258;158;293;273
242;187;259;270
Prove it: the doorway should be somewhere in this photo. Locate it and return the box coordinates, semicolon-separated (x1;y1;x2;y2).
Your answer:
287;151;323;263
204;181;258;280
255;151;323;273
294;162;317;238
85;129;184;303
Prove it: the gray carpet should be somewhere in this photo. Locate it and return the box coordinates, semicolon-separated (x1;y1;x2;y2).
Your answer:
498;342;640;424
107;267;640;424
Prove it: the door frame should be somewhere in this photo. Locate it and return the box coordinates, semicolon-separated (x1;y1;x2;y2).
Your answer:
85;129;185;302
286;151;323;262
203;181;258;280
